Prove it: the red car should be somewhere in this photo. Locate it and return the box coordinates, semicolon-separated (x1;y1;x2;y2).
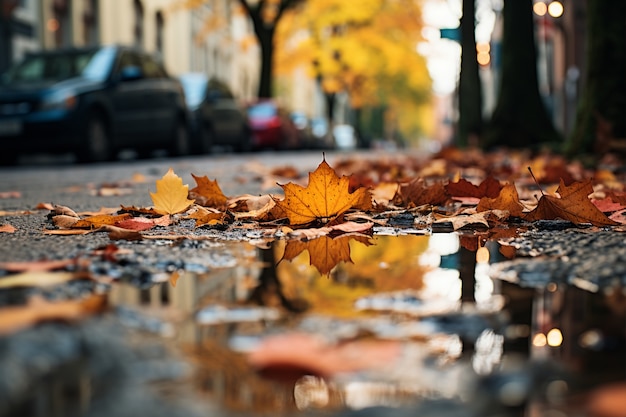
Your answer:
246;100;300;150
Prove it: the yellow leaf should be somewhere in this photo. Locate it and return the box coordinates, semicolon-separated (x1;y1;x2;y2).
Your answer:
150;168;195;215
275;159;372;226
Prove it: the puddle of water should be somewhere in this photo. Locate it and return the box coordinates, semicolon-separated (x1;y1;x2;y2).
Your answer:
104;232;626;415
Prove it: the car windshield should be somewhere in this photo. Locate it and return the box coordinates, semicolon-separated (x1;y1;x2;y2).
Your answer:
179;74;207;108
2;47;115;84
247;102;277;118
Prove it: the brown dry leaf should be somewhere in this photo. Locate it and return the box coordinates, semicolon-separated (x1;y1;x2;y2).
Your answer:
0;294;106;336
150;168;195;215
51;204;79;217
230;194;277;221
435;210;510;230
446;176;502;199
190;174;229;208
52;214;81;229
276;159;372;226
115;216;157;231
0;224;16;233
477;183;525;217
35;202;55;210
397;179;448;207
281;233;372;276
185;206;229;227
119;205;162;217
525;179;619;226
73;213;133;229
97;225;144;241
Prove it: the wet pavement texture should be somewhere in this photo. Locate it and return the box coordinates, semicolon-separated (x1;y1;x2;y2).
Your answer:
1;154;625;417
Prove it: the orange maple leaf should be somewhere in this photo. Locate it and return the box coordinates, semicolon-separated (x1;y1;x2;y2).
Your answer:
275;159;372;226
150;168;195;215
477;183;524;217
524;179;619;226
190;174;228;208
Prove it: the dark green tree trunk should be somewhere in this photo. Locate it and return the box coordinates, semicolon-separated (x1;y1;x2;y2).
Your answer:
458;0;483;147
566;0;626;155
482;0;561;149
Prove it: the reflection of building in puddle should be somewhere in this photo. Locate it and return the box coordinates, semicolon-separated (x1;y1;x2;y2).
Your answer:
108;242;264;343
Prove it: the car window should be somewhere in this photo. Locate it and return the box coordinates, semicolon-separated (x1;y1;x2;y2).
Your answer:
3;50;99;83
141;55;166;79
179;74;207;108
81;47;116;80
207;79;234;100
114;51;140;75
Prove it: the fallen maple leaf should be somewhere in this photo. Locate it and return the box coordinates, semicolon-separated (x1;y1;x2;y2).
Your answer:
477;183;525;217
190;174;229;208
275;159;372;226
150;168;195;215
525;179;619;226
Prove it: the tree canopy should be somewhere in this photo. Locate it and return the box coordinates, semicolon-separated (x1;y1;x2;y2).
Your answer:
275;0;433;140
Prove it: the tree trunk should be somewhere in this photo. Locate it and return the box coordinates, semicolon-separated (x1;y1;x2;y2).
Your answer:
256;26;274;98
458;0;483;147
566;0;626;155
482;0;561;149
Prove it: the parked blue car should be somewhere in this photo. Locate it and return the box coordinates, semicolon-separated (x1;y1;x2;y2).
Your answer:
0;45;190;164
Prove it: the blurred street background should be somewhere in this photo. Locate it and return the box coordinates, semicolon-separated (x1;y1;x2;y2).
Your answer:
2;0;619;164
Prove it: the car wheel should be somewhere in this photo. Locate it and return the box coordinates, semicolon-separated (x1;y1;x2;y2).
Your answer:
197;124;214;154
170;119;190;157
78;113;111;163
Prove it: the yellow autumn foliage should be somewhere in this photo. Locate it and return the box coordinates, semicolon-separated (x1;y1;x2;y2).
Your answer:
275;0;432;140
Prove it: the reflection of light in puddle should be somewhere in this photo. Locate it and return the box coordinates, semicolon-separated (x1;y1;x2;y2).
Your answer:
472;329;504;375
421;268;461;302
428;233;460;256
546;328;563;347
294;376;330;409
